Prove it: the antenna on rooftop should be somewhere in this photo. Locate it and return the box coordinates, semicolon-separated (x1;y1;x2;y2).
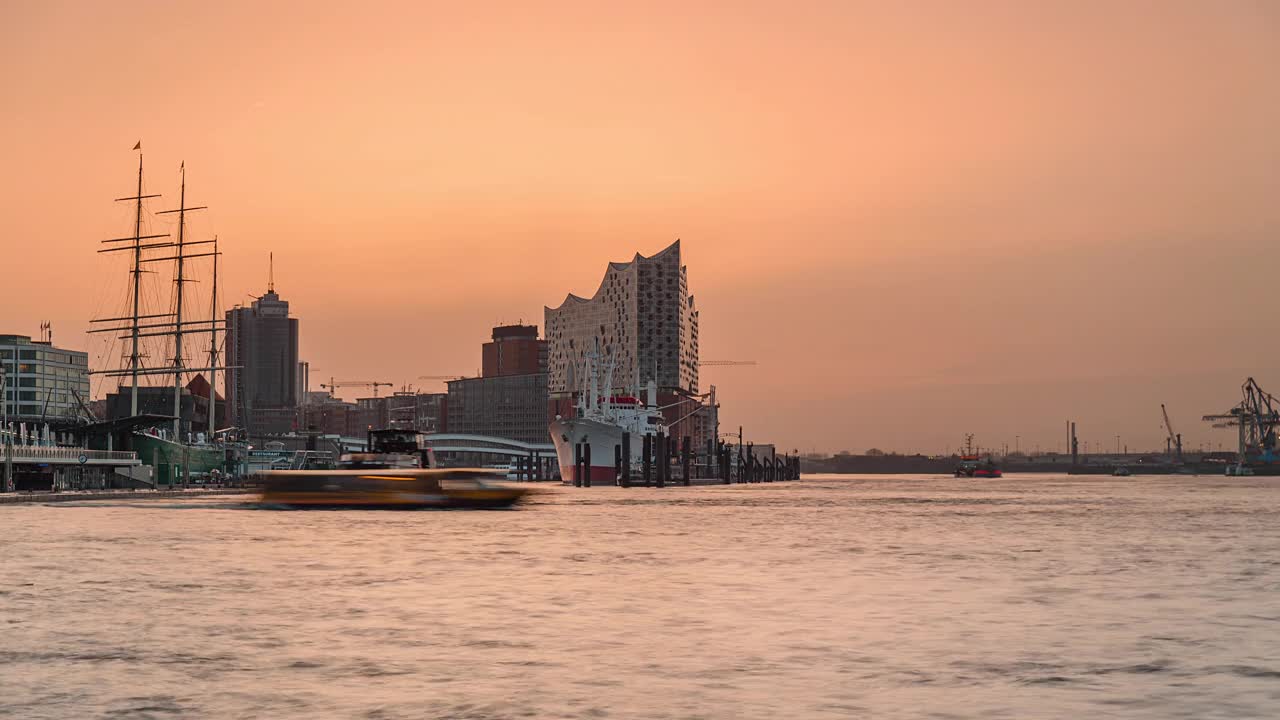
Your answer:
268;252;274;293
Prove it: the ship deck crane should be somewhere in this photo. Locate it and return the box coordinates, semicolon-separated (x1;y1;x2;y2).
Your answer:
1161;404;1183;462
320;379;392;398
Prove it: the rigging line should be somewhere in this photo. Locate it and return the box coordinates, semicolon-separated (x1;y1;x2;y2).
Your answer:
90;197;139;402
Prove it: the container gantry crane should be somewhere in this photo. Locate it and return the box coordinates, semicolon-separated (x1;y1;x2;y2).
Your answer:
1203;377;1280;467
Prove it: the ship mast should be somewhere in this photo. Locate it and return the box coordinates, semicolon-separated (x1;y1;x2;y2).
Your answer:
91;153;229;445
156;164;205;439
208;236;219;439
89;144;169;412
128;152;146;415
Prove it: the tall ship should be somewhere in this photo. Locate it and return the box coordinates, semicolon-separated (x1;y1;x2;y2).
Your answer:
86;148;234;485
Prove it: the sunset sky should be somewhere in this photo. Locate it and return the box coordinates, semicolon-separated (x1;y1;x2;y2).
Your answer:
2;1;1278;453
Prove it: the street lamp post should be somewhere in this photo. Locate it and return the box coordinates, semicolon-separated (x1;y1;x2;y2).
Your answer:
1;367;10;493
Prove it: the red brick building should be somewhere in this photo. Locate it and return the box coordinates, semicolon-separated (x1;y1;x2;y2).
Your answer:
482;324;547;378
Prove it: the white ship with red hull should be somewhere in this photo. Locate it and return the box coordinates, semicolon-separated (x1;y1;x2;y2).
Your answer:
550;344;696;485
551;394;663;485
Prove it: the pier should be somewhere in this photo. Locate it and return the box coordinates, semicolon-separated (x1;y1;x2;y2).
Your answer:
569;429;800;487
0;487;248;504
1;433;146;492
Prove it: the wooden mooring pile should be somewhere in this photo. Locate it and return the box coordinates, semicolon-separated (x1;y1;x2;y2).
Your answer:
570;433;800;488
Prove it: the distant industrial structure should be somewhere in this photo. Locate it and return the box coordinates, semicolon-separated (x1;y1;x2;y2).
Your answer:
1203;377;1280;475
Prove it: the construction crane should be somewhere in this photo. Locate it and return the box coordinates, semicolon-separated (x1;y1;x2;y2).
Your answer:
1161;404;1183;462
699;360;757;367
320;379;392;398
418;375;464;383
1203;377;1280;468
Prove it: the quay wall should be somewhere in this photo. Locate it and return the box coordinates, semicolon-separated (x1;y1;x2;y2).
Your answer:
0;488;252;505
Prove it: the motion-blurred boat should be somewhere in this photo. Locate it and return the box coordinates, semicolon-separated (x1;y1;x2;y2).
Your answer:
256;453;530;509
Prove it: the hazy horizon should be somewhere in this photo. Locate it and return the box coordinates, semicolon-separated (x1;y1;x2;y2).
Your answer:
2;1;1278;454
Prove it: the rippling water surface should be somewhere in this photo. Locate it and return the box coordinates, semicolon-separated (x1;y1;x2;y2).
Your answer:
3;474;1279;719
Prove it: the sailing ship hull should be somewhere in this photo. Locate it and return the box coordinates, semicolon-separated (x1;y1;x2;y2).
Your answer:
550;416;653;485
130;433;226;484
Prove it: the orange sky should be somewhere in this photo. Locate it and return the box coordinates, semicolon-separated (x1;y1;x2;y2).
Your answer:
2;1;1278;453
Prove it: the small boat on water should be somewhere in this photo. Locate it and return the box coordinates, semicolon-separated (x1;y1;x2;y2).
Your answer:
256;453;530;509
1113;466;1132;477
955;456;1002;478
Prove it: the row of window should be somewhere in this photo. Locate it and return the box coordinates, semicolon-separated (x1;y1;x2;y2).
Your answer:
1;362;88;377
1;376;88;389
2;389;78;399
0;349;88;365
1;401;78;415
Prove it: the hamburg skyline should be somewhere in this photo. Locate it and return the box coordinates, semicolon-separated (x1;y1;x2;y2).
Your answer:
2;2;1279;453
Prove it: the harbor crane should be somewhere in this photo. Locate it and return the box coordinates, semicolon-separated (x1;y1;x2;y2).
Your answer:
1203;377;1280;469
320;379;392;398
1161;404;1183;462
418;375;464;383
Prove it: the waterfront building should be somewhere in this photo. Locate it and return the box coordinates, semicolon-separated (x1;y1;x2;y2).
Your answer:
446;373;547;443
350;391;449;433
386;390;447;432
224;285;300;437
300;397;366;438
185;374;225;434
102;377;223;438
442;324;549;443
355;396;389;431
409;391;448;432
296;361;311;408
483;324;547;377
0;333;90;424
543;240;702;441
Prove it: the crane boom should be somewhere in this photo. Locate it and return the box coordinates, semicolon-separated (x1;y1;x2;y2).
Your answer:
1202;377;1280;466
319;378;392;398
1161;403;1183;462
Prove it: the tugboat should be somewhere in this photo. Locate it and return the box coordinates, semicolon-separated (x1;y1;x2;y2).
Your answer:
972;458;1003;478
954;456;1003;478
953;434;1002;478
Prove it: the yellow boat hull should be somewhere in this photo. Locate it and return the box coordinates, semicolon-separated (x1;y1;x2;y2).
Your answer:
256;468;530;509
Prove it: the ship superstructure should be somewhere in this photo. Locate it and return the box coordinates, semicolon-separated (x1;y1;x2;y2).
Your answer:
549;342;716;484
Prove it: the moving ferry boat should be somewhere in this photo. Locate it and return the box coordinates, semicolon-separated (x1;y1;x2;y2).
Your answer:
256;453;530;509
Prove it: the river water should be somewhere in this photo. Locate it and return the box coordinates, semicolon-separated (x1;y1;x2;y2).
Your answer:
2;474;1278;719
